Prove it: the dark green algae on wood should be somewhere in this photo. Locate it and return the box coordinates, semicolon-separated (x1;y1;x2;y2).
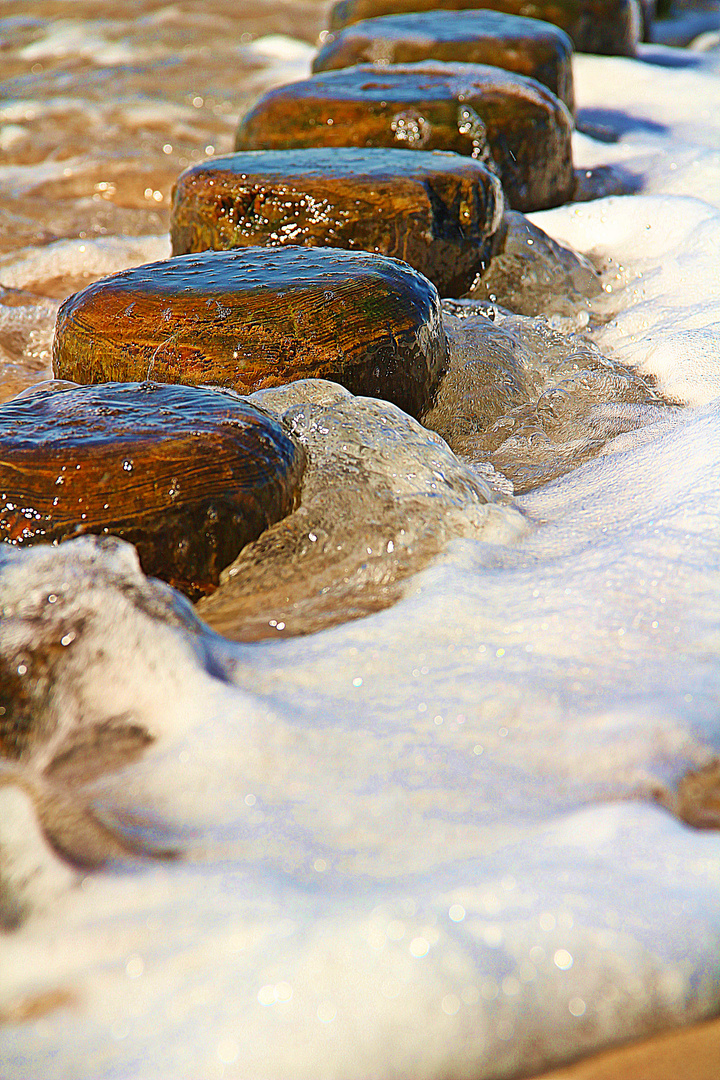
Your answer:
327;0;642;57
234;62;575;213
0;381;305;599
170;147;504;298
313;9;575;112
52;246;448;421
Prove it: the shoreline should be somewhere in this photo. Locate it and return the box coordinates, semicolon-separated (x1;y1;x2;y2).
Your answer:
1;3;719;1078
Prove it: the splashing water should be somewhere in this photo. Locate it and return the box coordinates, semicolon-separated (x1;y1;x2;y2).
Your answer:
1;3;720;1078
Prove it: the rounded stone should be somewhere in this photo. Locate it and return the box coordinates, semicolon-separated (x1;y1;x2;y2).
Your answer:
234;61;574;212
52;247;447;419
313;10;574;112
170;147;504;298
0;381;305;599
327;0;641;57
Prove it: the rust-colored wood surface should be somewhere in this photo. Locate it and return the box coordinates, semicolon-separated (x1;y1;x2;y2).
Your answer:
53;247;448;419
170;147;504;297
0;381;305;604
326;0;640;56
235;62;574;212
313;9;575;111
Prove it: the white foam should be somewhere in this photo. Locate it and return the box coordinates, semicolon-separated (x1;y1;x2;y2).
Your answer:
244;34;317;63
1;508;719;1077
1;11;720;1080
531;194;720;404
0;235;170;293
20;20;149;66
527;46;720;404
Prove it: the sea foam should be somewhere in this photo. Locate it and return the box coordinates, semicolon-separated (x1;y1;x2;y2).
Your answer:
1;12;720;1080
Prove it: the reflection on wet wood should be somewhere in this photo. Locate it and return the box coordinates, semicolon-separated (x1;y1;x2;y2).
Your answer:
170;146;504;297
0;381;305;599
676;759;720;829
327;0;641;56
313;9;575;110
235;62;575;212
52;246;448;419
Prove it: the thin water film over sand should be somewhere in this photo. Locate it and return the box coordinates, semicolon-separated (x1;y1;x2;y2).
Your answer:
1;2;720;1079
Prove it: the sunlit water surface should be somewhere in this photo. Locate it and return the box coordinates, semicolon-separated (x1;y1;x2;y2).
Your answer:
1;3;720;1078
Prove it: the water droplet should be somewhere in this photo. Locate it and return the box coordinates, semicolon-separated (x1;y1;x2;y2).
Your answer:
125;955;144;978
317;1001;336;1023
216;1038;238;1064
441;994;460;1016
409;937;429;958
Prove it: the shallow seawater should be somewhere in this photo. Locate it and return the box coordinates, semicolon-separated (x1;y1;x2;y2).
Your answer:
1;3;720;1079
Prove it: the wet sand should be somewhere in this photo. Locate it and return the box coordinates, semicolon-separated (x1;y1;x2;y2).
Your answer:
537;1015;720;1079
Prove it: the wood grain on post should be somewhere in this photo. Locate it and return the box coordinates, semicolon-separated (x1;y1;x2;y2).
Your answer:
170;147;504;297
0;381;305;600
52;247;448;419
313;10;575;111
235;62;575;212
326;0;641;57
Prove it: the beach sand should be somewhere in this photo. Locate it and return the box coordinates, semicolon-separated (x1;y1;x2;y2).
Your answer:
537;1015;720;1079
